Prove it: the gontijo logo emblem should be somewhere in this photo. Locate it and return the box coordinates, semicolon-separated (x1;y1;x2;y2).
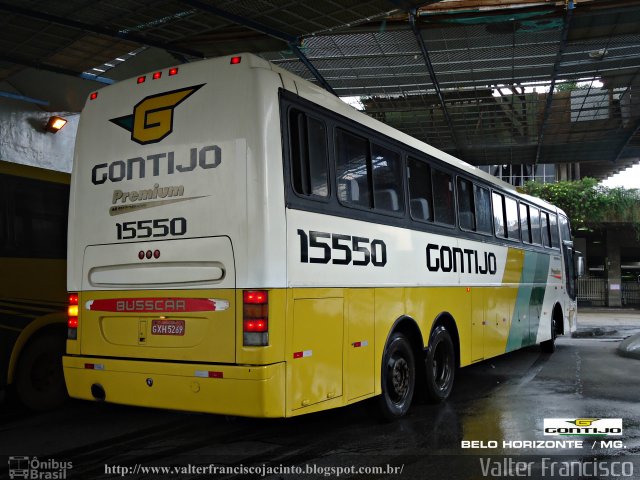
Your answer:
544;418;622;436
110;84;204;145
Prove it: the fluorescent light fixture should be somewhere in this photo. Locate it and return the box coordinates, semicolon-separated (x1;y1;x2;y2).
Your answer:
45;115;68;133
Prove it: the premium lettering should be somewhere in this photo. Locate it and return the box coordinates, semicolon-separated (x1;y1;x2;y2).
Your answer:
112;184;184;204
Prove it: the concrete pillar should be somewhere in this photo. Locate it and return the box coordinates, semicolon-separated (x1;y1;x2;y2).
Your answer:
556;163;569;181
606;228;622;307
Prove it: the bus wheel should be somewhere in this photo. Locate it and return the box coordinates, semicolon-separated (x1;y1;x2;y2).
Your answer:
425;326;455;403
15;333;68;411
541;317;557;353
378;332;415;419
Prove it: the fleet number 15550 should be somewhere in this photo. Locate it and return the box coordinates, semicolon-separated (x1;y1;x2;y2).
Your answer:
116;217;187;240
297;229;387;266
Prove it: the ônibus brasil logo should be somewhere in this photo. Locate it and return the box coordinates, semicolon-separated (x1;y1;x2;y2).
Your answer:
109;84;204;145
544;418;622;436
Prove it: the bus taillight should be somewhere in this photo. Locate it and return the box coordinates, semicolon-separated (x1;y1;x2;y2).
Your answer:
68;293;79;339
243;290;268;346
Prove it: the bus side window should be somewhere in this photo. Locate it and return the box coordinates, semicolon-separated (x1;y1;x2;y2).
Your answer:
407;157;433;222
505;196;520;241
474;185;492;234
541;212;551;247
559;215;572;242
336;129;370;209
9;178;68;259
457;177;475;231
289;109;328;197
492;192;506;238
0;176;4;253
432;168;454;225
520;203;531;243
549;213;559;247
371;144;404;214
530;207;542;245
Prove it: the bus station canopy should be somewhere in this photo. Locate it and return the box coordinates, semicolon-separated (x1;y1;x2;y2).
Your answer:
0;0;638;180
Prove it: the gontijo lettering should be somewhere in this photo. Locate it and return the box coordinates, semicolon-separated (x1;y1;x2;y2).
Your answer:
426;243;497;275
91;145;221;184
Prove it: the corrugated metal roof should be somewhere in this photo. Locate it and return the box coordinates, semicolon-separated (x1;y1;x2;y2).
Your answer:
0;0;637;179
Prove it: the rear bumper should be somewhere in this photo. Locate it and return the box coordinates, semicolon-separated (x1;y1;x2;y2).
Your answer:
63;356;286;418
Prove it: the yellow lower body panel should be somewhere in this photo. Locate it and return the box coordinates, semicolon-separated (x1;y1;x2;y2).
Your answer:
63;356;286;418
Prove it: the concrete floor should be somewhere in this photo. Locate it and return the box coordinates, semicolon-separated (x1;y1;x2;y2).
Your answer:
1;309;639;479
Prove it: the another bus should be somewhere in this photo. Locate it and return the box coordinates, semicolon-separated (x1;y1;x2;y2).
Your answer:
63;53;579;418
0;160;69;410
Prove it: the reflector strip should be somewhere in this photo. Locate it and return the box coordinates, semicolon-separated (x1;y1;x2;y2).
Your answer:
84;363;105;370
352;340;369;348
194;370;223;378
293;350;313;359
86;298;229;313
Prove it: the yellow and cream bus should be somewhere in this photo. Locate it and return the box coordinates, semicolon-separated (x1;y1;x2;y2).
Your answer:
1;160;69;410
64;54;579;419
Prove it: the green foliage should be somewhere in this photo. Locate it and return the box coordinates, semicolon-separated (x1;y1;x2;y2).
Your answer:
555;81;578;92
522;177;640;232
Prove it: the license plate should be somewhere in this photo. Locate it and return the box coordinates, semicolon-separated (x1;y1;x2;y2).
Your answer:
151;319;185;336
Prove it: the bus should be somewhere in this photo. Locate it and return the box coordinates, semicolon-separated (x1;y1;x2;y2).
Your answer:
63;53;580;419
0;160;69;410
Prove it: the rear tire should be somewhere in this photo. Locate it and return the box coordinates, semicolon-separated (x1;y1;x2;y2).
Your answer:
541;317;557;353
425;326;455;403
15;333;68;411
378;332;415;419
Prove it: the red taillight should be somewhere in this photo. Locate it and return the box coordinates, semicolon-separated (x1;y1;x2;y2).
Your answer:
152;71;162;79
230;56;241;65
68;293;78;339
243;290;267;304
153;249;161;259
243;319;268;332
243;290;268;346
137;76;146;84
89;92;98;100
168;67;179;76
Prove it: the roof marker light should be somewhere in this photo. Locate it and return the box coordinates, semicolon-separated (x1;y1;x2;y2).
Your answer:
230;56;241;65
90;92;98;100
168;67;179;76
137;76;146;84
152;71;162;80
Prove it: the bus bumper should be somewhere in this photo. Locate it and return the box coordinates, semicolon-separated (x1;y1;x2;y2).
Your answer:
62;356;286;418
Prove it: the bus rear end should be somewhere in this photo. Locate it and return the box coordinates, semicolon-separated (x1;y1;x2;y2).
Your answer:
63;55;287;417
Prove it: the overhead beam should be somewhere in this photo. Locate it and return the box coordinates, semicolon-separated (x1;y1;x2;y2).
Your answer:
534;1;575;165
0;90;49;106
180;0;337;96
0;2;204;59
408;9;460;151
613;119;640;163
0;53;113;84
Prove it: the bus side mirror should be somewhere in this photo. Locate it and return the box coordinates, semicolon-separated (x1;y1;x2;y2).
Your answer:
574;252;585;278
